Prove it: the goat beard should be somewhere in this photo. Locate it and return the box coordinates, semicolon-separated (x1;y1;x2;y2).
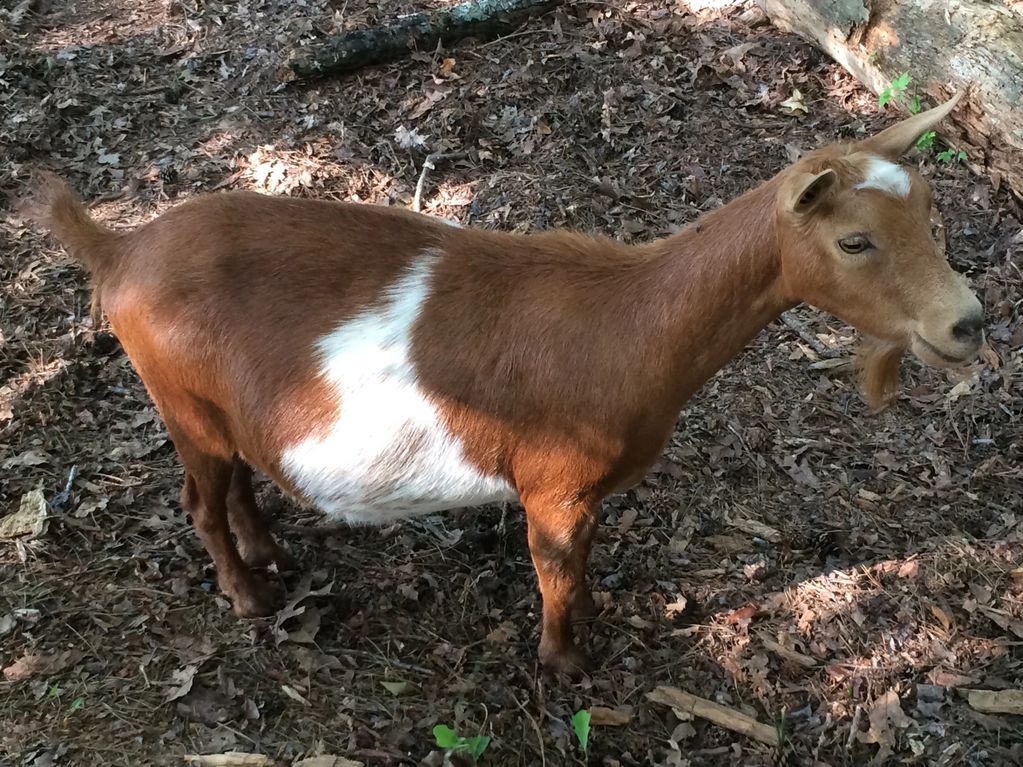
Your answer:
856;337;905;411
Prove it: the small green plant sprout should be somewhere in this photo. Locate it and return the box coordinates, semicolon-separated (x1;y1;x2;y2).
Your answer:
936;148;967;164
571;709;591;755
774;707;788;750
878;71;910;108
68;696;85;713
916;130;936;151
878;74;956;154
432;724;491;760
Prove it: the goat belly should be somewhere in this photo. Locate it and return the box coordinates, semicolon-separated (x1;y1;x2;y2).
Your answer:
277;255;517;524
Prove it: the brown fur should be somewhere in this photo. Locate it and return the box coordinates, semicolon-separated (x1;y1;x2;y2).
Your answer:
857;338;906;410
25;98;983;674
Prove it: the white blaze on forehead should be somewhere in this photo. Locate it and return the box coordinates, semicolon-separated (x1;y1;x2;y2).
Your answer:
280;251;517;524
854;155;912;198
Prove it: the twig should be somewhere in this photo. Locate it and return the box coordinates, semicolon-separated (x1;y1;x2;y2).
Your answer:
647;686;779;746
413;151;468;213
780;311;829;356
845;704;863;752
511;693;546;767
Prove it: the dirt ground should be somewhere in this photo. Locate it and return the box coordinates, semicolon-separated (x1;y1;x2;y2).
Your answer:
2;1;1022;765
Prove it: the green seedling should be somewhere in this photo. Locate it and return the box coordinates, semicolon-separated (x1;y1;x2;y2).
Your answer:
571;709;591;754
936;148;967;164
433;724;491;759
878;71;910;108
878;73;966;159
775;707;788;750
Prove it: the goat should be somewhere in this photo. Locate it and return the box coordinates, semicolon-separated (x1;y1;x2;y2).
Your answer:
26;95;982;674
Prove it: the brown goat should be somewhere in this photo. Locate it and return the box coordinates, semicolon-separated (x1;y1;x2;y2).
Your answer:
27;96;982;674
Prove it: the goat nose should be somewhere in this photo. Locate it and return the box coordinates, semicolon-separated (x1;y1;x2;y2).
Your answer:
952;315;984;344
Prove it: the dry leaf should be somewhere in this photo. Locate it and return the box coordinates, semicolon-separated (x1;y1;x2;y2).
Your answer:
281;684;312;706
486;621;518;642
977;605;1023;640
618;508;638;535
859;688;913;747
0;490;48;539
760;636;817;667
664;595;688;619
979;343;1000;368
166;664;199;701
1;449;49;469
589;706;633;726
379;680;410;696
780;88;807;114
4;654;45;682
3;651;73;682
438;57;456;77
929;604;954;632
294;757;364;767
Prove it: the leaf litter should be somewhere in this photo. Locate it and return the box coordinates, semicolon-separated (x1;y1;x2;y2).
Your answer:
2;0;1023;765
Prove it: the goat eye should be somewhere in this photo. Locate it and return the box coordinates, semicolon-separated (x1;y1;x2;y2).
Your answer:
838;235;871;254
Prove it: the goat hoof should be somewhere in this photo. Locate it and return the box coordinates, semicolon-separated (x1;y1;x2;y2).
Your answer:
539;642;592;678
227;577;283;618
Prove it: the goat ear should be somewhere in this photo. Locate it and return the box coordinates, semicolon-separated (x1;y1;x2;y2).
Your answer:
783;169;838;215
856;90;964;160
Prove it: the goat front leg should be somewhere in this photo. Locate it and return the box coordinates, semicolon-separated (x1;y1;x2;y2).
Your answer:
523;497;599;675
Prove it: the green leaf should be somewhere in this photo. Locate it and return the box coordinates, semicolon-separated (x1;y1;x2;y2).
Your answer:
880;72;911;108
433;724;459;749
957;150;967;161
466;735;491;758
916;130;936;150
69;696;84;712
936;148;956;163
572;709;591;754
891;72;911;92
908;94;922;114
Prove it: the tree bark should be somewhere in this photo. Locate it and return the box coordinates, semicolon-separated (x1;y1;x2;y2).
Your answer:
286;0;560;81
758;0;1023;199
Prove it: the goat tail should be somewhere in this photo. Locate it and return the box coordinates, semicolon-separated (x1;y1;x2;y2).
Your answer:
22;171;123;278
857;337;905;411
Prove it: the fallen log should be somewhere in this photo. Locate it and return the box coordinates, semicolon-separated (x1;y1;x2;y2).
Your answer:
286;0;560;81
758;0;1023;199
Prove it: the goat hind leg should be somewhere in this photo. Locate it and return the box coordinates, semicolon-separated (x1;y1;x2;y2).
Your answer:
227;459;293;570
178;446;280;617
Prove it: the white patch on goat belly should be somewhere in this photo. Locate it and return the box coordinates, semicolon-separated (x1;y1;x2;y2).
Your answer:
279;254;517;524
854;156;911;198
